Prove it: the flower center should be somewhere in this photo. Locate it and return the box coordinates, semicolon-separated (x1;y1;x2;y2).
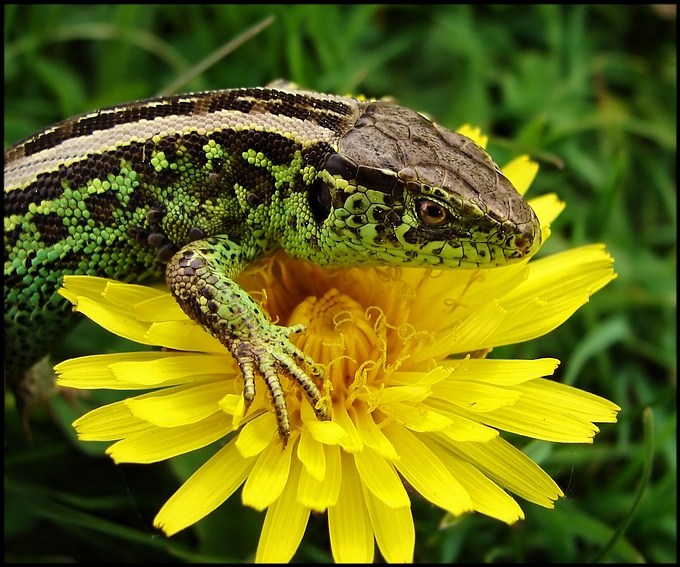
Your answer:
288;288;381;397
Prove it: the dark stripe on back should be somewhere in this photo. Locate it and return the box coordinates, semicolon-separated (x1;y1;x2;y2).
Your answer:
21;99;200;159
13;88;357;160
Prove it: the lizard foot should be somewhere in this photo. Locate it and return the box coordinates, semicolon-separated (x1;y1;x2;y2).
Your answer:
232;322;328;445
165;237;329;446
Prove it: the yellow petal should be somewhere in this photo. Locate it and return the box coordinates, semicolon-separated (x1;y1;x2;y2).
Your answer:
233;397;248;430
301;399;349;445
473;378;619;443
110;353;233;386
154;439;255;536
352;404;399;461
432;380;523;413
332;401;363;452
437;357;560;386
107;412;233;463
386;366;452;387
423;436;525;524
444;262;529;319
134;294;187;321
407;266;530;364
528;193;566;228
60;274;110;299
376;384;433;405
144;320;225;353
491;245;617;346
363;488;414;563
256;458;310;563
55;352;166;389
387;401;453;431
64;295;157;345
236;412;279;457
424;400;499;442
439;300;507;355
241;438;294;511
297;428;326;481
522;379;620;423
73;400;147;441
445;435;563;508
383;423;473;516
297;443;342;511
353;447;410;508
102;280;166;308
329;451;374;563
501;155;539;196
125;382;228;427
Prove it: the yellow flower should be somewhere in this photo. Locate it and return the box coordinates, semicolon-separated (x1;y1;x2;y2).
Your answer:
55;127;619;563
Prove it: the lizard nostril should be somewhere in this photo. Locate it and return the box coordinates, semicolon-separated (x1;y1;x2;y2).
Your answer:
516;222;542;256
515;234;529;251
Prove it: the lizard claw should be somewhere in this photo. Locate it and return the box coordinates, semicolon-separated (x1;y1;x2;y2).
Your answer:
233;323;328;444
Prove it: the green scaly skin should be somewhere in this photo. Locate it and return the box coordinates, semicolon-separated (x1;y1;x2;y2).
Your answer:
4;85;541;443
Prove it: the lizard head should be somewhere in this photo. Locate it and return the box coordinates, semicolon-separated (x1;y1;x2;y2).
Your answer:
309;100;541;268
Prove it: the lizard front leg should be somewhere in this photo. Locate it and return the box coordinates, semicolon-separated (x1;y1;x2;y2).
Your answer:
165;236;328;444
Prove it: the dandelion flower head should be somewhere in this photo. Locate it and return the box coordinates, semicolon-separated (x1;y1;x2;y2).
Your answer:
56;126;619;562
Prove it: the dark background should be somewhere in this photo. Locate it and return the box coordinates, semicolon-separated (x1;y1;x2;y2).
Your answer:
4;5;676;562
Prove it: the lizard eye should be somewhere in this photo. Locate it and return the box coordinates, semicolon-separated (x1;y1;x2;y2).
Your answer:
416;198;450;227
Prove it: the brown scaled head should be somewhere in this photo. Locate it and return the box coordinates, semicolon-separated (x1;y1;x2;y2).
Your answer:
320;100;541;268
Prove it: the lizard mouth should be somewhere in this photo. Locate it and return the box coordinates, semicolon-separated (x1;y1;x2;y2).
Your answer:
472;217;543;266
382;207;542;268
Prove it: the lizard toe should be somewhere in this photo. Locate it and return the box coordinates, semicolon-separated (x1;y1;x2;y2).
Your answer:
231;328;328;444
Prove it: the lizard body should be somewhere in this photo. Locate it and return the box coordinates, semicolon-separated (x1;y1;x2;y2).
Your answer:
4;86;541;442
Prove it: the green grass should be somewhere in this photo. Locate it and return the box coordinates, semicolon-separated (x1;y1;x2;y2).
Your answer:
4;4;676;563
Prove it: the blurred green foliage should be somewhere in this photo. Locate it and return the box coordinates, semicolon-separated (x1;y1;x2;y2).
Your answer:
4;4;676;563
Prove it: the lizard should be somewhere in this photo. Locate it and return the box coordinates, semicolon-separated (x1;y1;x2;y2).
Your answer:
4;85;542;444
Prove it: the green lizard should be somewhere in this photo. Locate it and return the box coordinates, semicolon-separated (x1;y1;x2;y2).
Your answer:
4;85;541;443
